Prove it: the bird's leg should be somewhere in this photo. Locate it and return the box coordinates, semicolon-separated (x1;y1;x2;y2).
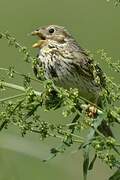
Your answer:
87;105;97;118
87;105;114;137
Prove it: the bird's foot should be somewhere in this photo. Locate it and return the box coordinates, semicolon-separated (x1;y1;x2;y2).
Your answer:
87;105;97;118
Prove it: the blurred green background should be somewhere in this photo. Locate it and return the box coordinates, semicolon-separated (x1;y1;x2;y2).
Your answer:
0;0;120;179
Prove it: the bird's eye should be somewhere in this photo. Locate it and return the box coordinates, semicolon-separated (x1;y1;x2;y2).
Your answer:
48;28;55;34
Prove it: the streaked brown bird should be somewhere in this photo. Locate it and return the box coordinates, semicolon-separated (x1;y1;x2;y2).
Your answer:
31;24;112;137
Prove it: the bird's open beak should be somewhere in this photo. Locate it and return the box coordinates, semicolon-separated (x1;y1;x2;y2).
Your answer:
31;30;47;48
32;39;47;48
31;30;41;36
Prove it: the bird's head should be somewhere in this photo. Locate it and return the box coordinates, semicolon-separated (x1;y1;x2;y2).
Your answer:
31;25;71;48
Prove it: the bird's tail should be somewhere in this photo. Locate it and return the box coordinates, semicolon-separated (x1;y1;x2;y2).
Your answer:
98;120;113;137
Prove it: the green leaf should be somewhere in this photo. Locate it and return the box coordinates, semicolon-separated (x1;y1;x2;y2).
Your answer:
83;146;89;180
109;169;120;180
89;154;97;170
0;33;2;39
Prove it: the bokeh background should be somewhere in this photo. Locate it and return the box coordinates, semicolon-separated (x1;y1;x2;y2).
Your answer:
0;0;120;180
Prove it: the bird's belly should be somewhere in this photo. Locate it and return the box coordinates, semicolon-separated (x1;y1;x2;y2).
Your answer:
54;70;100;102
48;64;100;103
39;53;101;103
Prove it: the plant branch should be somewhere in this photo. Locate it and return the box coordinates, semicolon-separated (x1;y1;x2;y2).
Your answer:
0;93;25;102
0;67;40;83
1;81;120;123
0;81;41;96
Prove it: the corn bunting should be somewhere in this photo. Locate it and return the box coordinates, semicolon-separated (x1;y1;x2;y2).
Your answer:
31;25;112;137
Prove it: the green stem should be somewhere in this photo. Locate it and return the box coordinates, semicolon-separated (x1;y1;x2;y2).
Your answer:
1;32;33;62
0;67;40;83
0;81;120;124
0;93;25;102
30;129;84;143
0;81;41;96
65;122;78;127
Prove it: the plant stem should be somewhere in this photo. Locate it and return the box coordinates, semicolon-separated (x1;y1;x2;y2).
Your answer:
31;129;83;143
1;81;120;124
0;81;41;96
0;67;40;83
0;93;25;102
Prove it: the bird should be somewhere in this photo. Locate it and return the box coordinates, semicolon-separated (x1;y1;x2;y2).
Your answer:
31;24;113;137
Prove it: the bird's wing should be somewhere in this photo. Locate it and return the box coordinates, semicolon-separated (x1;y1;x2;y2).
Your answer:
72;50;106;88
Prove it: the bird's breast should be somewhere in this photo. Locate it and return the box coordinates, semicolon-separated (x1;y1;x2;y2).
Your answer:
38;48;101;103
